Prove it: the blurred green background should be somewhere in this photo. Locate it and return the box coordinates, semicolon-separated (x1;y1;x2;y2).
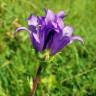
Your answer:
0;0;96;96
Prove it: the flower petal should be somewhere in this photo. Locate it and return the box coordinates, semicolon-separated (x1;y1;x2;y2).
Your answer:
28;15;38;26
57;11;65;18
31;35;41;51
51;33;70;55
45;9;55;23
57;17;64;30
44;29;55;49
70;36;84;44
63;26;73;37
33;33;40;43
28;25;37;34
15;27;41;51
38;16;45;26
15;27;31;35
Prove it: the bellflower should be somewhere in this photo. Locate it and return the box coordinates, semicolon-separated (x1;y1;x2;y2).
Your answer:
16;9;83;55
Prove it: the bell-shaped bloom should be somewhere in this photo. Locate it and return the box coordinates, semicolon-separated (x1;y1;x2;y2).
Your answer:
15;9;83;55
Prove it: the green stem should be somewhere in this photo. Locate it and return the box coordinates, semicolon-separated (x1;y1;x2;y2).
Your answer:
30;64;42;96
29;53;48;96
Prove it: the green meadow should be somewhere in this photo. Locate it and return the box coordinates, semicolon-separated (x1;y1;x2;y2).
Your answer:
0;0;96;96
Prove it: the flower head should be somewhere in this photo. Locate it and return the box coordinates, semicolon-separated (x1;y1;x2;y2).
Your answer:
15;9;83;55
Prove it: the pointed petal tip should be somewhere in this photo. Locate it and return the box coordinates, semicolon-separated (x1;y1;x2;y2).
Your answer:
14;27;31;37
76;36;84;44
57;11;65;18
70;36;84;44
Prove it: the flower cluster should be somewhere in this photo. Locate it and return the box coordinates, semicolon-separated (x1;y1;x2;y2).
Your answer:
16;9;83;55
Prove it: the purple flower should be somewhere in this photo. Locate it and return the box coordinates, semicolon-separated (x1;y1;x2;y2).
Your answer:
15;9;83;55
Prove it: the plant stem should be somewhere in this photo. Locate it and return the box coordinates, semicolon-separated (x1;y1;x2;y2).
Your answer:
30;64;42;96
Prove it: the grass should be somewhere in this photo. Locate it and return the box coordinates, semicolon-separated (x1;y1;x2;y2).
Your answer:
0;0;96;96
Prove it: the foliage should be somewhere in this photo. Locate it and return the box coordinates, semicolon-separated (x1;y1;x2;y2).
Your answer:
0;0;96;96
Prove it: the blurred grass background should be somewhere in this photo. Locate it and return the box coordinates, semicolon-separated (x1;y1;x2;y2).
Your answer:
0;0;96;96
